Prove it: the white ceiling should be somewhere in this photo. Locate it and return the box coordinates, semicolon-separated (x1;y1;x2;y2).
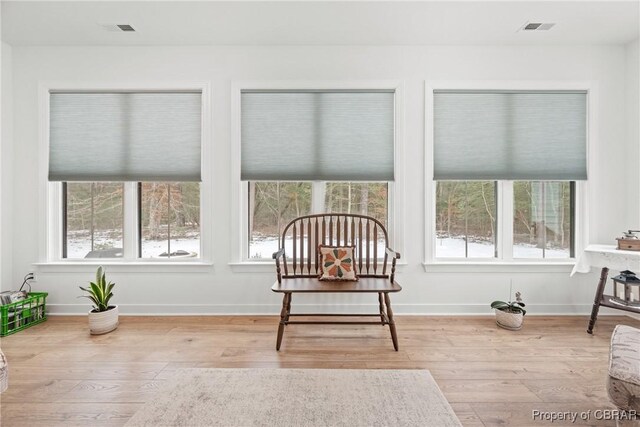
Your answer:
2;1;639;46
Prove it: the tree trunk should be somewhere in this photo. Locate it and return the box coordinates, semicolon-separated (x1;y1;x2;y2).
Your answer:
480;183;495;239
327;183;333;213
360;185;369;216
148;183;163;240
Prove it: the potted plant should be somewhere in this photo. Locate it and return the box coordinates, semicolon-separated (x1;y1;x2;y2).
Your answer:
79;266;118;335
491;291;526;331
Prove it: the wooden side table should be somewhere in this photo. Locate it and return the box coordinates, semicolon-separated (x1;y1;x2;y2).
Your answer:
572;245;640;334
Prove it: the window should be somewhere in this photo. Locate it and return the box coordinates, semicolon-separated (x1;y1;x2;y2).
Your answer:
63;182;124;259
49;89;204;262
325;182;388;228
435;181;496;258
248;182;388;260
430;87;587;263
140;183;201;259
248;182;312;259
241;88;396;261
513;181;574;259
63;182;201;260
433;180;574;260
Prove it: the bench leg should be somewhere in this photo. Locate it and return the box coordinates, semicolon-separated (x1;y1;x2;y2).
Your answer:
276;293;291;351
378;293;386;326
285;293;292;322
384;292;399;351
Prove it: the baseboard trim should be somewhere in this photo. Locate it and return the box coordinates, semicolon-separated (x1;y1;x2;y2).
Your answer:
46;303;612;316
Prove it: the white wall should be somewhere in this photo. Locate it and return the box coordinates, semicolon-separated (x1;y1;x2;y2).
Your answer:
1;41;12;291
627;38;640;227
6;44;635;314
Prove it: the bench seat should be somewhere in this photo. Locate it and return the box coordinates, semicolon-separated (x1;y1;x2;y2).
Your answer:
272;277;401;293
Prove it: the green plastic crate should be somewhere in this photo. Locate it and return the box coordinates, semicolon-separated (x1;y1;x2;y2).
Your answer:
0;292;48;337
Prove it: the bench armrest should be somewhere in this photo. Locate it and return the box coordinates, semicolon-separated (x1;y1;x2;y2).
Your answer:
385;247;401;260
272;248;285;260
386;247;401;283
273;248;285;283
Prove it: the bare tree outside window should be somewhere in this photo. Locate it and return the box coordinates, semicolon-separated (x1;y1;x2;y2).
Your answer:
435;181;497;258
140;182;200;258
64;182;124;258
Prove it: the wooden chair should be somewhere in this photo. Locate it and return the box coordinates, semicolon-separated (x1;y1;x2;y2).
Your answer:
271;213;402;351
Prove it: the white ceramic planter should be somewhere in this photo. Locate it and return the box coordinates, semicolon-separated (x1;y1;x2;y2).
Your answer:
494;309;524;331
88;305;119;335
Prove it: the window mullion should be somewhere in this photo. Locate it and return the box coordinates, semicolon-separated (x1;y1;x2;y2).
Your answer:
500;181;514;261
123;182;138;260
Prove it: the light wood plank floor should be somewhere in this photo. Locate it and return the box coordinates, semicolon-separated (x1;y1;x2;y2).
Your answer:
0;315;637;426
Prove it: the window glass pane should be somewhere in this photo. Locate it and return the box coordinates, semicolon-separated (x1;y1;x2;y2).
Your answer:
64;182;124;259
324;182;388;256
513;181;572;259
140;182;200;259
248;182;312;259
324;183;388;225
435;181;497;258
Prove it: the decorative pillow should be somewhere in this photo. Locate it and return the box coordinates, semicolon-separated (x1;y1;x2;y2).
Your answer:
318;245;358;281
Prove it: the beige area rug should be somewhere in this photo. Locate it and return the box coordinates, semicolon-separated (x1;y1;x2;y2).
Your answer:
126;368;461;427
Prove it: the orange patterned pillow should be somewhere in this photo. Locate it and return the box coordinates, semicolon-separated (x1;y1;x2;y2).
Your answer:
318;245;358;281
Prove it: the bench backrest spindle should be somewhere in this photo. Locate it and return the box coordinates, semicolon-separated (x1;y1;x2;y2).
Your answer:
275;214;398;281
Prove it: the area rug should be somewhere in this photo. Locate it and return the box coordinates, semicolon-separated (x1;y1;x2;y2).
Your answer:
126;368;461;427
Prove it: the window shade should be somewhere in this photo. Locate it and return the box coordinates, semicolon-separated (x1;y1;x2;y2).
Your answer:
49;91;202;182
433;90;587;181
241;90;395;181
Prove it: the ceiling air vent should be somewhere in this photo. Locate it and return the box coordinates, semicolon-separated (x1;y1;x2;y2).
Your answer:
116;24;136;32
520;22;555;32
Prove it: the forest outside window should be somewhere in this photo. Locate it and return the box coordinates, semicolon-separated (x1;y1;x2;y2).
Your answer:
63;182;124;259
248;182;388;260
139;183;201;259
513;181;574;259
435;181;496;258
63;182;201;259
433;180;574;260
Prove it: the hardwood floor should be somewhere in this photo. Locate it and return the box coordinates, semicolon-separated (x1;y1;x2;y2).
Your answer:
0;315;637;426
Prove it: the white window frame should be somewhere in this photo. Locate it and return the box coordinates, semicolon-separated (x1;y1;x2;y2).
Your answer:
35;81;213;270
424;81;595;272
230;81;405;270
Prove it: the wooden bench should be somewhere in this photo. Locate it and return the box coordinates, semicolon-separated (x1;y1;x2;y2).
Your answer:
271;213;402;351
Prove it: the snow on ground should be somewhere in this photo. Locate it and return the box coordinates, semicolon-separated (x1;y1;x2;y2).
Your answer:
249;236;387;260
68;233;569;260
67;237;201;259
436;237;569;259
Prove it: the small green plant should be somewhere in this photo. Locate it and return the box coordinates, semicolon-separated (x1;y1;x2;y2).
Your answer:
491;291;526;315
79;266;115;312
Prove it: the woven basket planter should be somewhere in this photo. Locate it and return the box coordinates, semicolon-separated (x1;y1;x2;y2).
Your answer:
494;309;524;331
88;305;119;335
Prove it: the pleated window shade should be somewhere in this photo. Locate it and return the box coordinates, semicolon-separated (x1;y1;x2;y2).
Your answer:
241;90;395;181
49;91;202;182
433;90;587;181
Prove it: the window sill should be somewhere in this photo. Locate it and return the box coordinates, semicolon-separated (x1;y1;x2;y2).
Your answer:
229;262;275;273
422;261;575;273
33;261;214;274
